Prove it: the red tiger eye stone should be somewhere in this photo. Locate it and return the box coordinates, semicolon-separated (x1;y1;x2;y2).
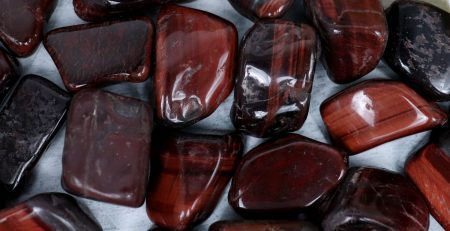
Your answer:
228;0;294;20
320;80;447;154
305;0;388;83
154;5;238;128
209;220;319;231
0;0;56;57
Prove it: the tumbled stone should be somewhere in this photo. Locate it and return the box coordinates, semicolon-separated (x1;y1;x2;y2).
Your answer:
406;128;450;230
228;134;348;217
0;48;20;101
0;193;101;230
231;20;318;137
154;5;238;128
305;0;388;83
0;0;56;57
0;75;70;193
73;0;173;21
209;220;319;231
44;17;153;92
147;131;243;231
228;0;294;20
62;89;152;207
384;0;450;101
320;80;447;154
322;167;430;231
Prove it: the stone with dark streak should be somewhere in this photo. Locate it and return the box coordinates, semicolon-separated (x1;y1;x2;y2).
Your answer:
0;48;20;102
209;220;319;231
228;0;294;20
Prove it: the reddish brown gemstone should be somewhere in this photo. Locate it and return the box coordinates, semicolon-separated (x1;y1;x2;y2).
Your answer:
231;20;318;138
73;0;173;21
44;18;153;92
320;80;447;154
229;0;294;20
154;5;238;128
305;0;388;83
0;49;20;101
0;0;56;57
406;129;450;230
0;193;101;230
209;220;319;231
228;134;348;216
62;89;152;207
322;167;430;231
146;131;243;231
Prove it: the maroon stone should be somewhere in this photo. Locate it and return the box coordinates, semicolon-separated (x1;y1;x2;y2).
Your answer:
0;193;101;230
0;75;70;193
44;17;153;92
209;220;319;231
228;134;348;217
62;89;152;207
322;167;430;231
0;0;56;57
229;0;294;20
147;131;243;231
231;20;318;137
0;49;20;101
305;0;388;83
154;5;238;128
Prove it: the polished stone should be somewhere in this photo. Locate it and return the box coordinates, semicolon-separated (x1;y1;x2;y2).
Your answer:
0;193;101;230
74;0;173;21
305;0;388;83
0;0;56;57
146;131;243;231
320;80;447;154
0;49;20;101
209;220;319;231
62;89;152;207
154;5;238;128
228;134;348;216
406;128;450;230
44;17;153;92
228;0;294;20
322;167;430;231
0;75;70;193
384;0;450;101
231;20;318;138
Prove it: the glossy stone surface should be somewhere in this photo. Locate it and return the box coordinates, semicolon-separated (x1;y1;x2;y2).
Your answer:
62;89;152;207
320;80;447;154
74;0;172;21
322;167;430;231
0;193;101;230
0;0;56;57
231;20;318;138
209;220;319;231
406;129;450;230
44;18;153;92
146;131;243;231
228;134;348;216
229;0;294;20
305;0;388;83
0;75;70;193
0;49;20;101
384;0;450;101
155;5;238;128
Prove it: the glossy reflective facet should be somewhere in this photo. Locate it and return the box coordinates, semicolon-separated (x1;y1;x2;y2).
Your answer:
0;0;56;57
228;0;294;20
322;167;430;231
147;131;243;231
0;49;20;101
155;5;238;128
305;0;388;83
384;0;450;101
0;193;101;231
0;75;70;193
228;134;348;216
74;0;172;21
44;18;153;92
62;89;152;207
406;129;450;230
320;80;447;154
209;220;319;231
231;20;318;138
